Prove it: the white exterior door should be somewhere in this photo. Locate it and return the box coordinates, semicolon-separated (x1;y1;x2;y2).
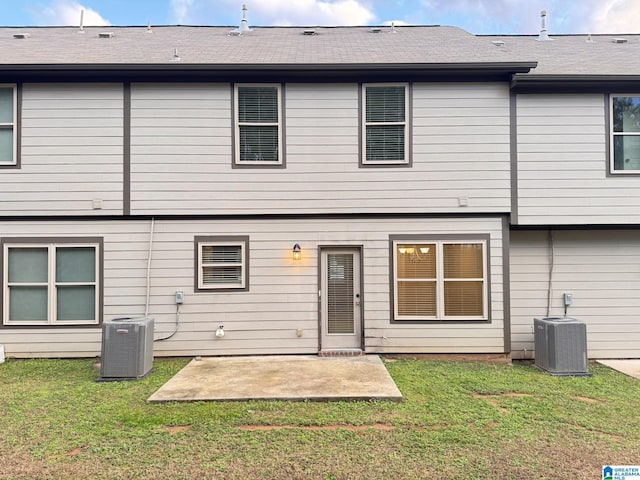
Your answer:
320;248;362;351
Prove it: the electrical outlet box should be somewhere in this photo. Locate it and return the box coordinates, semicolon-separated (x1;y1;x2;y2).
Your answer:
563;293;573;307
175;290;185;304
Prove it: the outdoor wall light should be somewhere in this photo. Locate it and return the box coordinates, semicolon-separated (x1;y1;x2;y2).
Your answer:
292;243;301;260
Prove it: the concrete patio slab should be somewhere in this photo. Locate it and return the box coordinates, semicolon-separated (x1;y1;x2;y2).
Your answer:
596;360;640;380
148;355;403;402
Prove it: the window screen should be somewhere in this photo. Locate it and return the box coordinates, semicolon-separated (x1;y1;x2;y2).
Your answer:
364;85;408;164
236;85;281;164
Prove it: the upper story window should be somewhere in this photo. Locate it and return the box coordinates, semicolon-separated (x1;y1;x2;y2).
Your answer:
195;236;249;292
361;83;410;166
391;237;488;322
2;239;102;327
234;84;283;167
611;95;640;173
0;85;16;167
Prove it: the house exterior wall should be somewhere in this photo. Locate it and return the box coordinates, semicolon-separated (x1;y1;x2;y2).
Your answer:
515;93;640;226
0;83;124;215
129;82;511;215
510;230;640;359
0;216;506;358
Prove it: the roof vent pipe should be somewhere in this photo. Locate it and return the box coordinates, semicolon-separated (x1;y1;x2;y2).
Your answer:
78;9;85;34
239;4;251;33
229;4;252;36
537;10;553;41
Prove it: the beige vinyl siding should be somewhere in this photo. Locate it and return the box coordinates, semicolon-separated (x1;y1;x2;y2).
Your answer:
130;82;511;215
0;216;505;358
510;230;640;359
0;84;123;215
515;94;640;225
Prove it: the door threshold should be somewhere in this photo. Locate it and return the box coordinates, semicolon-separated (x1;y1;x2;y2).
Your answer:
318;349;364;357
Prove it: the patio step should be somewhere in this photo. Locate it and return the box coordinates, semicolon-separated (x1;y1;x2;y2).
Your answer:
318;350;364;357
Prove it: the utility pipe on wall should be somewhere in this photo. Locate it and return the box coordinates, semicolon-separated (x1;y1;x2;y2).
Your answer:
145;217;155;318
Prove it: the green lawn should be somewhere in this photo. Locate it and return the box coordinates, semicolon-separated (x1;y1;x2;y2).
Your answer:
1;357;639;479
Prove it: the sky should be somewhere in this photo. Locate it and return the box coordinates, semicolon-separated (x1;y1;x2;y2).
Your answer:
1;0;640;34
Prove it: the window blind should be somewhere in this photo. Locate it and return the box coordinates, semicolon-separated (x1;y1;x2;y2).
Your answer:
327;254;355;334
237;86;280;163
0;87;14;163
365;85;406;162
201;244;243;286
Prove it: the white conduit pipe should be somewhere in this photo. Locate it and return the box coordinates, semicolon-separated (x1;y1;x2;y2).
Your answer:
145;217;155;318
547;229;555;318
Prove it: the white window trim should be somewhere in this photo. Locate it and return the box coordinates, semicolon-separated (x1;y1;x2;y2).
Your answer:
3;242;100;326
197;240;247;290
610;93;640;174
0;84;17;166
362;82;409;165
393;239;488;321
234;83;283;166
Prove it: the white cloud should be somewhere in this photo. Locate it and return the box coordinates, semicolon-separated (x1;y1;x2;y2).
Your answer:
416;0;640;34
171;0;195;24
239;0;376;26
171;0;375;26
589;0;640;33
31;0;110;26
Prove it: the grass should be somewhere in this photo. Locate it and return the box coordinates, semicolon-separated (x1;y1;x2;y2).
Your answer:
1;358;639;479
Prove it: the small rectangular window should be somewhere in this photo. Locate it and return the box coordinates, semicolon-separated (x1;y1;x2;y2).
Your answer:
3;240;101;326
195;236;249;291
0;85;16;166
611;95;640;172
234;84;283;166
362;83;409;165
392;239;488;321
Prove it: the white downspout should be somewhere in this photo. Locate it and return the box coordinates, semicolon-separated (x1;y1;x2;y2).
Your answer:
145;217;155;318
547;230;555;317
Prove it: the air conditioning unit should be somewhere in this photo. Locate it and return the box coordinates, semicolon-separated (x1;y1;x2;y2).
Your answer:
534;317;590;376
99;317;154;381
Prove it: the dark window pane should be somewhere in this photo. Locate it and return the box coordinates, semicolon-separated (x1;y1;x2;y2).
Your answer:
613;135;640;170
613;96;640;133
366;86;405;123
239;126;279;162
202;266;242;285
9;286;48;321
0;128;13;163
444;281;484;316
57;285;95;321
327;254;354;334
8;248;48;283
366;125;404;161
0;88;13;123
396;244;436;279
201;245;242;264
443;244;484;278
397;281;436;316
56;247;96;283
238;87;278;123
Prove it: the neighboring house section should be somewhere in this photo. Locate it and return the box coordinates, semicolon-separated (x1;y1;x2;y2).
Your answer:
497;33;640;359
511;230;640;359
0;84;124;215
0;25;639;359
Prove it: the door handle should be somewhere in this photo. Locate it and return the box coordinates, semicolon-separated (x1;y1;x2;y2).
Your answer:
355;293;360;306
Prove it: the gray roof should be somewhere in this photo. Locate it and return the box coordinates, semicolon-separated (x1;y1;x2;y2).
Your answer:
0;25;635;77
0;25;529;66
484;34;640;75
